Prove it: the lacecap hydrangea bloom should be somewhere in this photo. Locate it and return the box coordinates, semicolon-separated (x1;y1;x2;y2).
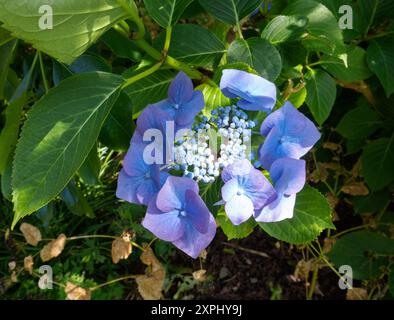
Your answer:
117;69;320;258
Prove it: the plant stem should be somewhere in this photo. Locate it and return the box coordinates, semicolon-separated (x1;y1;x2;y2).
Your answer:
122;62;163;89
91;274;142;291
163;26;173;54
38;51;49;93
307;268;319;300
67;234;117;241
131;241;145;251
116;0;145;38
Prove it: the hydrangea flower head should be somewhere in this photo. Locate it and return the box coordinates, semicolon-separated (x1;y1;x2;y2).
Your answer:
142;176;216;258
220;69;276;112
221;159;276;225
258;101;320;169
255;158;306;222
157;71;205;128
116;143;169;205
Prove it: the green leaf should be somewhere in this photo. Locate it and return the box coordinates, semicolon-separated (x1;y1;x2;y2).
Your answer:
337;105;382;140
0;0;129;64
352;189;391;215
367;38;394;97
154;24;226;68
69;54;111;74
328;231;394;280
259;186;334;244
123;69;174;117
99;91;135;151
0;26;13;46
196;83;230;117
60;179;94;218
0;153;13;201
361;135;394;192
261;15;308;44
323;46;372;82
218;213;256;240
12;72;123;227
305;69;337;125
78;144;101;186
287;86;307;109
0;95;26;174
199;0;261;25
143;0;194;28
0;39;17;99
227;38;282;81
283;0;344;54
101;29;142;62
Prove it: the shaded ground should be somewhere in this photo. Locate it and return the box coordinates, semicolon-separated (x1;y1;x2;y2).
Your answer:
169;229;346;300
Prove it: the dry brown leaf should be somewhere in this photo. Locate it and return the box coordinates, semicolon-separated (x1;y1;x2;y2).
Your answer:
323;142;342;153
111;234;132;264
20;223;42;246
346;288;368;300
199;249;207;260
293;259;324;282
389;225;394;239
193;269;207;282
136;244;165;300
8;261;16;271
323;238;337;254
40;234;67;262
341;181;369;196
10;271;17;283
326;192;339;211
65;282;91;300
24;256;34;275
309;164;328;183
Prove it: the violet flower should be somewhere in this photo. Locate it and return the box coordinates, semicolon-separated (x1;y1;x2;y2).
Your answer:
142;176;216;258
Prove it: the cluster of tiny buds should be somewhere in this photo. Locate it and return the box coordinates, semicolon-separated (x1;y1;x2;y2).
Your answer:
172;106;256;183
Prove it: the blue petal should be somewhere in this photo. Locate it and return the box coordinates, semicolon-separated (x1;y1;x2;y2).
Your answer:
237;168;276;210
172;214;216;259
156;176;199;212
123;142;149;176
168;71;194;105
220;69;276;112
136;178;160;205
136;103;175;135
175;90;205;128
143;196;185;242
116;169;142;204
221;178;240;202
255;193;296;222
184;189;210;234
225;194;254;225
221;158;253;183
259;102;321;169
270;158;306;195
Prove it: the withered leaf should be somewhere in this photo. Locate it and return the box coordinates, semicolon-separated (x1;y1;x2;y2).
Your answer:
136;243;165;300
341;181;369;196
10;271;17;283
40;234;67;262
24;255;34;275
65;282;91;300
346;288;368;300
20;223;42;246
8;261;16;271
293;259;324;282
111;234;132;264
199;249;207;260
192;269;207;282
